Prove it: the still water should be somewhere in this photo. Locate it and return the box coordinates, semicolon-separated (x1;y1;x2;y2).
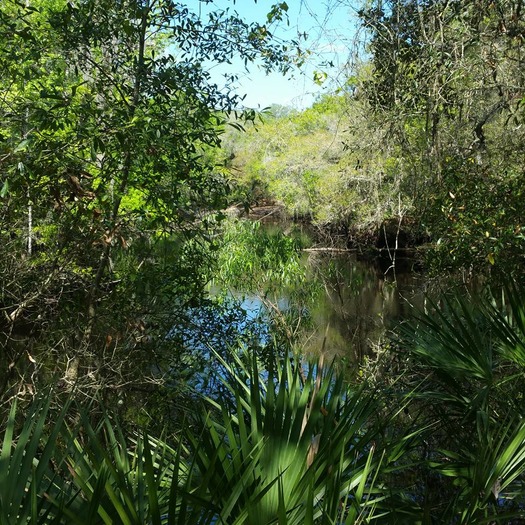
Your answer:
171;221;464;366
296;252;428;360
301;251;427;360
196;250;432;362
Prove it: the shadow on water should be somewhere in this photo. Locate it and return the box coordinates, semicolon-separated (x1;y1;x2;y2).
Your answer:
302;251;428;361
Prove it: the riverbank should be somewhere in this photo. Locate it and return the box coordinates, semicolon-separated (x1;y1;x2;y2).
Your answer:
226;203;429;263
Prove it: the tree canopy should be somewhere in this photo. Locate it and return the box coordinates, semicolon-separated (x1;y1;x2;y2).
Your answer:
0;0;294;398
224;0;525;273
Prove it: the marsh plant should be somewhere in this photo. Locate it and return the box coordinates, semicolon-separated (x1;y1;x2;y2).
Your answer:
3;283;525;523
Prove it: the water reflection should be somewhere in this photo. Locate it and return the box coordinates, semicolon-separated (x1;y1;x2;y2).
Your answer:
189;252;428;366
178;246;483;393
302;252;426;360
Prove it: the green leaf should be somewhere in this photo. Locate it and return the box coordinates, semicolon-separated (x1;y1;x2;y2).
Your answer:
0;180;9;198
14;139;29;152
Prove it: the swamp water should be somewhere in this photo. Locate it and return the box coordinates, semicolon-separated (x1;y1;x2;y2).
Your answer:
174;228;437;371
299;251;427;360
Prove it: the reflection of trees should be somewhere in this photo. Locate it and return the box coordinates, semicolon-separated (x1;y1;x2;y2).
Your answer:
305;253;425;361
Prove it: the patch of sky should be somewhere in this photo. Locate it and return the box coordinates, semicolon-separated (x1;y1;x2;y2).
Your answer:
197;0;360;109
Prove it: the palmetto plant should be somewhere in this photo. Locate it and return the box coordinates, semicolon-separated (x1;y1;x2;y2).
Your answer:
401;284;525;523
0;396;70;524
0;348;403;525
191;349;398;525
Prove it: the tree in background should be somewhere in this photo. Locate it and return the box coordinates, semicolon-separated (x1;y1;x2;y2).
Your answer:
222;90;414;251
0;0;295;402
214;0;525;272
358;0;525;272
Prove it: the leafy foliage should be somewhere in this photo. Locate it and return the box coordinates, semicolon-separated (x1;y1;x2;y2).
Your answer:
0;0;295;399
0;349;405;524
223;92;417;249
396;283;525;522
357;0;525;271
223;0;525;270
4;281;525;523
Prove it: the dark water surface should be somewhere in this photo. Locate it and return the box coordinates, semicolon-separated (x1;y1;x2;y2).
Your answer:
288;250;428;360
182;221;475;366
211;249;433;361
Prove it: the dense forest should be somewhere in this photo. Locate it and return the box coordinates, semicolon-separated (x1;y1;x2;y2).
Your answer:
1;0;525;523
224;0;525;273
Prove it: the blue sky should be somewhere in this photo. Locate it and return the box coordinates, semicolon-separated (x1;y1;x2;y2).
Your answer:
198;1;359;109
